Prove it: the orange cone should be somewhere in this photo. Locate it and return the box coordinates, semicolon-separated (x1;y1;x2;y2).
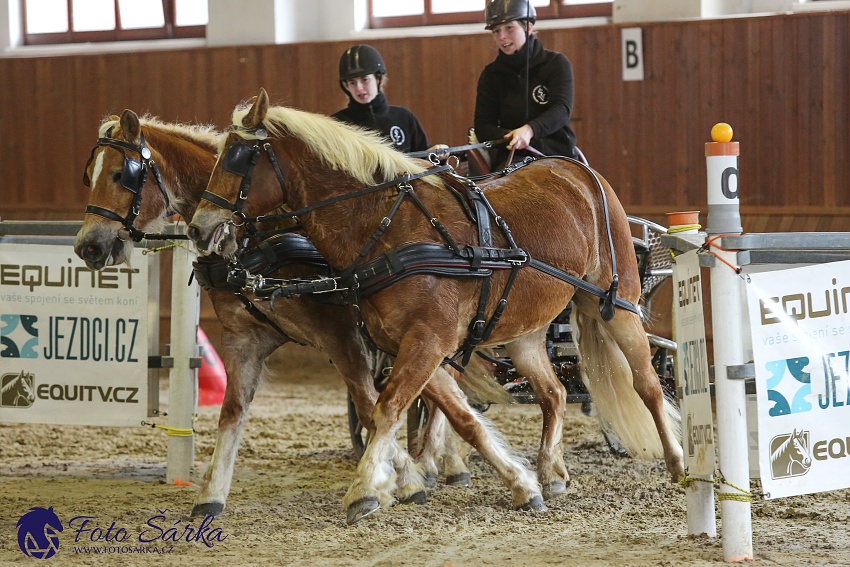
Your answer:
197;327;227;406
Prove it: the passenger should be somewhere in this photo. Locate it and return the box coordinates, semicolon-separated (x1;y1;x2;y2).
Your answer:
333;44;448;158
474;0;579;168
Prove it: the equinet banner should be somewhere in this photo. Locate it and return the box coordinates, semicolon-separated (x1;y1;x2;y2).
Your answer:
746;260;850;499
0;243;148;426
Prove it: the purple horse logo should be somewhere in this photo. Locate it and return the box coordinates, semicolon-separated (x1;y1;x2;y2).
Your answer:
769;429;812;479
16;506;63;559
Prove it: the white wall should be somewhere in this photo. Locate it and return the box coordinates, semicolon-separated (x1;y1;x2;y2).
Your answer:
2;0;848;53
612;0;797;23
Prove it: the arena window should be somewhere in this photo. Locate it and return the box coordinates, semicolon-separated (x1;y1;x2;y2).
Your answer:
369;0;612;28
22;0;207;46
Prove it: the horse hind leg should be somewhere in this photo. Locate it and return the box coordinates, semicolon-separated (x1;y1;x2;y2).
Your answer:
573;300;684;482
410;391;473;488
502;327;570;499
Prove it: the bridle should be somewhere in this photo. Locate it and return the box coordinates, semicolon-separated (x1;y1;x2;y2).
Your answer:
200;124;453;246
82;126;176;242
200;125;274;233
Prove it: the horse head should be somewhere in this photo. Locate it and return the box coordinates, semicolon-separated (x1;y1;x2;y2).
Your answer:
188;87;429;263
788;428;812;469
18;371;34;404
188;88;283;259
75;110;220;270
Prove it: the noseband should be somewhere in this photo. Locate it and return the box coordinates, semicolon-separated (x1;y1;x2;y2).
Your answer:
82;126;173;242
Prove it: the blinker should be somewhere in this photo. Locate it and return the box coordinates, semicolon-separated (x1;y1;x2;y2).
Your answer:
121;154;145;193
223;143;259;177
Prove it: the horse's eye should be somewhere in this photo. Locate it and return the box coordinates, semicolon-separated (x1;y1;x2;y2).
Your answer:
112;171;122;183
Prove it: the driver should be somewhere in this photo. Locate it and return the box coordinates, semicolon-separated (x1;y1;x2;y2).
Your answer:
474;0;579;168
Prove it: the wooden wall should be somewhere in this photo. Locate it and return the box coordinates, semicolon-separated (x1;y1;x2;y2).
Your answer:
3;10;849;227
3;10;849;347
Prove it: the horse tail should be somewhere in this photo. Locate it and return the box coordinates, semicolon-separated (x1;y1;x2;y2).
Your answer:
574;312;679;459
456;349;515;406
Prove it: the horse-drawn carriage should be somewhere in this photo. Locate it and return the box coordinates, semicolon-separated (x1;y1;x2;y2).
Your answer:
76;92;684;524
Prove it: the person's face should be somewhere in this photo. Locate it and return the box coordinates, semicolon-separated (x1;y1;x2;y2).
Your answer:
343;74;379;104
490;20;528;55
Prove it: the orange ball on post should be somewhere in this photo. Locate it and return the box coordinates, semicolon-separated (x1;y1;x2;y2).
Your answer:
711;122;734;143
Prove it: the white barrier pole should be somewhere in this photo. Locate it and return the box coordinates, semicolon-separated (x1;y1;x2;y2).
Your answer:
706;123;753;561
167;241;200;484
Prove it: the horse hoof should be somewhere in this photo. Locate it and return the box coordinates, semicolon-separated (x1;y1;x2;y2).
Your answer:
516;495;547;512
346;497;381;525
399;490;427;505
191;502;224;518
544;479;568;499
446;472;472;487
423;472;438;491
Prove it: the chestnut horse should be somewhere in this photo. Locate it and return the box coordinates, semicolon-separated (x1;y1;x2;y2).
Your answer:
188;89;685;524
73;110;471;518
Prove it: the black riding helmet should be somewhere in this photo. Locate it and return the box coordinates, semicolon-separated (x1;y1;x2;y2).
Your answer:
339;44;387;82
484;0;537;30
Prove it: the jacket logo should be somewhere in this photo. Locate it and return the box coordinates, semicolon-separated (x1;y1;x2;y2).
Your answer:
532;85;549;104
389;126;405;146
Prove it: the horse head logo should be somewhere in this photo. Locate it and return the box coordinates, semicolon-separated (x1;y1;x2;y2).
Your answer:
1;371;35;408
16;506;63;559
769;429;812;479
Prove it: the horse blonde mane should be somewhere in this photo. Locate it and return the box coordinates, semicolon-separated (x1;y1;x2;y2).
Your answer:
228;104;437;188
99;115;222;149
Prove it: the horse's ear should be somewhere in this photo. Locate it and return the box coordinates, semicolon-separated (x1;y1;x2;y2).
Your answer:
242;88;269;128
119;109;141;144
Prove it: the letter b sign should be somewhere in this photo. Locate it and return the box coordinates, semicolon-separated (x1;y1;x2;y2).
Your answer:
621;27;644;82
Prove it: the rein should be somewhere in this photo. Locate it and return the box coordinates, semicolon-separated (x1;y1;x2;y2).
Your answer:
82;127;188;242
405;139;505;160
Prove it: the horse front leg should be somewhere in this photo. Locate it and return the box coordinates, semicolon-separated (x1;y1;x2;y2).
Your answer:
423;367;544;510
503;328;570;499
319;324;428;505
192;311;281;517
342;326;450;524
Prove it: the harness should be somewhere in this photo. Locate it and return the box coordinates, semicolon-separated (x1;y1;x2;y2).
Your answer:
202;126;638;368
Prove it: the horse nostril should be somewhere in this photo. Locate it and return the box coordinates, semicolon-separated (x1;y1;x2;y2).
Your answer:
187;225;200;242
83;244;102;261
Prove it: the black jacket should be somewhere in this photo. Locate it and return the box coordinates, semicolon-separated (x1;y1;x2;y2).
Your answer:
332;92;430;153
474;36;577;164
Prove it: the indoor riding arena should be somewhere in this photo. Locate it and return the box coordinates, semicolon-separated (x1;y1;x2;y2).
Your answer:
2;1;850;565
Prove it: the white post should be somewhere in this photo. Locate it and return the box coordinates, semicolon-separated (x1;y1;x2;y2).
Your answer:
706;124;753;561
167;238;200;484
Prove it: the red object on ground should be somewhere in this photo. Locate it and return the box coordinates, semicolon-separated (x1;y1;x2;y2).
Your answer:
197;327;227;406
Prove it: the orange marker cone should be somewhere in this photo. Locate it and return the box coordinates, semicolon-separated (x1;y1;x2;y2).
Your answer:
197;327;227;406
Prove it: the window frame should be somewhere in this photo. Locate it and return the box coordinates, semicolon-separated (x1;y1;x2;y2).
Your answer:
22;0;205;46
368;0;612;29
